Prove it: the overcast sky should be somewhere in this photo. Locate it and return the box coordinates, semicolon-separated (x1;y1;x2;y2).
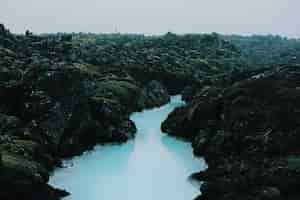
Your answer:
0;0;299;37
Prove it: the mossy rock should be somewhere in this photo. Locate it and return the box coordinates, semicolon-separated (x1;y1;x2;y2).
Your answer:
1;152;48;182
0;139;39;159
287;156;300;170
75;63;101;76
95;80;141;107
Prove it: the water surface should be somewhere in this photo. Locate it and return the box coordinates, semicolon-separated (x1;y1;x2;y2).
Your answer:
49;96;207;200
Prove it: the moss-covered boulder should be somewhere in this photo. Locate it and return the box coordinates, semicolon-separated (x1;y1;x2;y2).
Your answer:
93;78;141;112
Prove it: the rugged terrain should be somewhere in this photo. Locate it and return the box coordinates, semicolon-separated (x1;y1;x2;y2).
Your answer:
0;25;172;200
162;65;300;200
0;24;246;199
1;22;300;200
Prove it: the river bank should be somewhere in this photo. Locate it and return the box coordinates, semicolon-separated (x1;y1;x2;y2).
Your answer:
49;96;207;200
162;66;300;200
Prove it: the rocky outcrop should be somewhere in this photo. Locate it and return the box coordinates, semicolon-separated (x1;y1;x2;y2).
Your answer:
162;66;300;200
0;145;69;200
0;63;142;199
138;80;170;109
181;67;270;103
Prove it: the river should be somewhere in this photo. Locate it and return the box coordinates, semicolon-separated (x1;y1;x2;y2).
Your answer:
49;95;207;200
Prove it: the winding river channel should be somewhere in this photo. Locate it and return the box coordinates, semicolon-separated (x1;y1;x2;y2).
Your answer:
49;95;207;200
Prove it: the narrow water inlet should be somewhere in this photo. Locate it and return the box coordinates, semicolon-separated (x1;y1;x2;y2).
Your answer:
49;95;207;200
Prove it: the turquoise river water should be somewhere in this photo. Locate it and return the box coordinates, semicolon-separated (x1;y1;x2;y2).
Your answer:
49;95;207;200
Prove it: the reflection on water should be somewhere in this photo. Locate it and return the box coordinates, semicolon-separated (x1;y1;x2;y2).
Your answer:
49;95;207;200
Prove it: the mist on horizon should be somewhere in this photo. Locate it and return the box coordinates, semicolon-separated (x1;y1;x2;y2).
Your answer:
0;0;299;38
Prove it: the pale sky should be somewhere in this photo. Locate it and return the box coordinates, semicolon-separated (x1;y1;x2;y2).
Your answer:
0;0;299;38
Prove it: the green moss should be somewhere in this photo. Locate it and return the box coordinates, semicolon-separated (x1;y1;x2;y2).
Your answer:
1;153;40;176
0;139;38;157
95;80;141;104
0;151;49;183
75;63;101;75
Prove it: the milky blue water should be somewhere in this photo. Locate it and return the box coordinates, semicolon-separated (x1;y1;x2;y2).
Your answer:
49;95;207;200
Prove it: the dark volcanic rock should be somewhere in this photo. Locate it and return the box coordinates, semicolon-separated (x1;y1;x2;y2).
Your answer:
162;66;300;200
0;63;142;199
161;85;223;139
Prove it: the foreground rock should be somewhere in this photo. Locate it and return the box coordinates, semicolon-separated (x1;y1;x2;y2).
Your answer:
162;66;300;200
0;65;141;199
